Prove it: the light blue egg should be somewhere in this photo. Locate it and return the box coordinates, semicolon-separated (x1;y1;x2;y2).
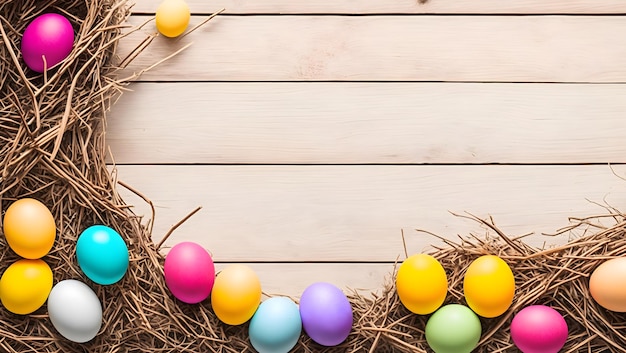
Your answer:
249;297;302;353
76;225;129;285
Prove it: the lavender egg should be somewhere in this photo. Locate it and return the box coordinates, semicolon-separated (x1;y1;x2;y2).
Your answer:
299;282;353;346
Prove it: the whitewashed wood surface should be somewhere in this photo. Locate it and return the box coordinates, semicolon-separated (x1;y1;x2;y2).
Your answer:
130;0;626;14
108;0;626;295
118;16;626;82
108;83;626;164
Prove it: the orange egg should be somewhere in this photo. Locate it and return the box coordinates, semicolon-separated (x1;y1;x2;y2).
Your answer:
396;254;447;314
463;255;515;318
3;198;56;259
211;264;261;325
590;258;626;312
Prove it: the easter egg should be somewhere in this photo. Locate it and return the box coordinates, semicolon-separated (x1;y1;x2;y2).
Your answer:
396;254;447;314
76;225;129;285
211;264;261;325
463;255;515;318
299;282;353;346
21;13;74;72
48;280;102;343
156;0;191;38
164;242;215;304
249;297;302;353
510;305;568;353
3;198;56;259
589;257;626;312
0;259;53;315
425;304;482;353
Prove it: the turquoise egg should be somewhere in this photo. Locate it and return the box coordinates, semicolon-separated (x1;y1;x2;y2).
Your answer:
76;225;129;285
249;297;302;353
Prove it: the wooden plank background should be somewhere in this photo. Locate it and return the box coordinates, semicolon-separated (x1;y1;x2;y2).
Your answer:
130;1;626;14
108;0;626;296
118;16;626;82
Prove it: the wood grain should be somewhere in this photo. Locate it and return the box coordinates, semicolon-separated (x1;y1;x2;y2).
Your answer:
118;15;626;82
213;263;392;297
114;165;626;262
131;0;626;14
107;82;626;164
114;2;626;298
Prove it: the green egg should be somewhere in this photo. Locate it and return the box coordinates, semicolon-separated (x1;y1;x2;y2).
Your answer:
425;304;482;353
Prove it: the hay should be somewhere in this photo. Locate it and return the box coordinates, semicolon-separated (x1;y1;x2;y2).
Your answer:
0;0;625;352
348;214;626;353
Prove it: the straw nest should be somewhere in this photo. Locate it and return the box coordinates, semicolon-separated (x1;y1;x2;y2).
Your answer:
1;0;625;352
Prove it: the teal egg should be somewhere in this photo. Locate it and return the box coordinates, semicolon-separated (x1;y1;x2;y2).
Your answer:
425;304;482;353
249;297;302;353
76;225;129;285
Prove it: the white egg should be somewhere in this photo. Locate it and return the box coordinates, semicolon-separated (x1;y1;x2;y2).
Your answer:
47;280;102;343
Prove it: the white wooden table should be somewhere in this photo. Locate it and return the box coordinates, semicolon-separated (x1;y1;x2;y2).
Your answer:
108;0;626;296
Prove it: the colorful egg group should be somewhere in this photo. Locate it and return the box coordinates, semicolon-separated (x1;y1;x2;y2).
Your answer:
164;242;215;304
76;225;129;285
299;282;353;346
3;198;56;259
510;305;568;353
463;255;515;318
396;254;447;314
21;13;74;72
249;297;302;353
589;257;626;312
0;259;53;314
425;304;482;353
47;280;102;343
0;198;116;343
211;264;261;325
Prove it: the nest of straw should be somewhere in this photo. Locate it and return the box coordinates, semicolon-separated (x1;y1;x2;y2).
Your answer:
1;0;625;352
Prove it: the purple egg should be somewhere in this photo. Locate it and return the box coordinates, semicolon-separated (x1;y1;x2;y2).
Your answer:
511;305;568;353
299;282;353;346
21;13;74;72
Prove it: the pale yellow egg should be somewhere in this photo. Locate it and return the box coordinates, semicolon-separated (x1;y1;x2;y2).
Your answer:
211;265;262;325
156;0;191;38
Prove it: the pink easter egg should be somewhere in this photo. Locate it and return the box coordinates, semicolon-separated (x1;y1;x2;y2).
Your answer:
510;305;568;353
164;242;215;304
21;13;74;72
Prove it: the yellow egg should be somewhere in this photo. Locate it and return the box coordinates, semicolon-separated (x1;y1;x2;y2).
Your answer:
463;255;515;318
590;258;626;312
0;259;53;315
396;254;447;314
211;264;261;325
3;198;56;259
155;0;191;38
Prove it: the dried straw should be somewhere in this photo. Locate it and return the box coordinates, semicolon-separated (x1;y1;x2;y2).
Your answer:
346;213;626;353
1;0;624;352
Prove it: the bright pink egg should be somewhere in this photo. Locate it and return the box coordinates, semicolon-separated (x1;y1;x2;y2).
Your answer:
164;242;215;304
511;305;568;353
21;13;74;72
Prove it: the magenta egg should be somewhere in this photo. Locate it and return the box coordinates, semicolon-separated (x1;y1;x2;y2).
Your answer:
299;282;353;346
164;242;215;304
511;305;568;353
21;13;74;72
